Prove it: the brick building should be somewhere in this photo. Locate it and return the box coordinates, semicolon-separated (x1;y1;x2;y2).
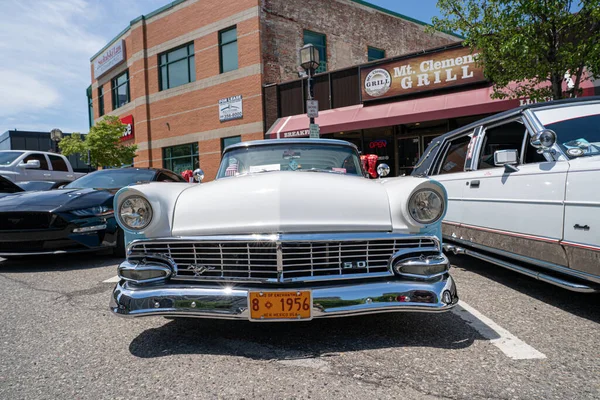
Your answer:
87;0;458;180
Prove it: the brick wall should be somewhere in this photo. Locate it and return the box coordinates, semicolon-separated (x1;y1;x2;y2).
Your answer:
260;0;459;84
90;0;263;180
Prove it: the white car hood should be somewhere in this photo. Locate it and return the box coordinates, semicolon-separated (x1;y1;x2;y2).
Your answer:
172;172;392;235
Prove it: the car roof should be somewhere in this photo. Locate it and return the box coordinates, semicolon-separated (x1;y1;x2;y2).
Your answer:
435;95;600;142
223;138;359;153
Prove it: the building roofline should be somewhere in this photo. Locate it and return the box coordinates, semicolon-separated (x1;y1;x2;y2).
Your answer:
91;0;462;62
90;0;188;62
348;0;464;39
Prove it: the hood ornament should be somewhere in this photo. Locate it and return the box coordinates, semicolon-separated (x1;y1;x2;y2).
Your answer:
188;264;215;276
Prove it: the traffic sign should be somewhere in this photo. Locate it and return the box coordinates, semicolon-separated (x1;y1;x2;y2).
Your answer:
309;123;320;138
306;100;319;118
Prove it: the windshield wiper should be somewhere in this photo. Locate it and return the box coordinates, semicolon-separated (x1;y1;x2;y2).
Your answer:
298;168;337;173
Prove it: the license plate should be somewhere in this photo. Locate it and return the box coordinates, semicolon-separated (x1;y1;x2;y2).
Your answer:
248;290;312;321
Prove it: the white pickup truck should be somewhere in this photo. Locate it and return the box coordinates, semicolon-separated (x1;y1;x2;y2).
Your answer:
0;150;86;183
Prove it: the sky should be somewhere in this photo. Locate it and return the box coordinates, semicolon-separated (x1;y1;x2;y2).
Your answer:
0;0;444;135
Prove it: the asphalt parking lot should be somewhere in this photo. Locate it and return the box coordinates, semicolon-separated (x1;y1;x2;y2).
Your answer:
0;253;598;400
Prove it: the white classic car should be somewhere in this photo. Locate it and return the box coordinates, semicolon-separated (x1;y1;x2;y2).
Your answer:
412;97;600;293
110;139;458;321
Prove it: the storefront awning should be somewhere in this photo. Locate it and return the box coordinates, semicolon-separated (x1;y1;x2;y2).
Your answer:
267;84;597;139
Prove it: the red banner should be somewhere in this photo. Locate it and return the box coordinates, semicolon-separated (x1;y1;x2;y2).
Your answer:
120;115;134;142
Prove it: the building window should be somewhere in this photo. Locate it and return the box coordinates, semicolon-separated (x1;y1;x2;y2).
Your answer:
303;30;327;73
111;70;130;109
87;86;93;127
219;26;238;73
221;135;241;151
368;46;385;62
162;143;199;175
159;42;196;90
98;86;105;117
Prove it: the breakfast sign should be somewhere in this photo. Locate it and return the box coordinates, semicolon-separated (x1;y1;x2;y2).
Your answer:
360;46;486;101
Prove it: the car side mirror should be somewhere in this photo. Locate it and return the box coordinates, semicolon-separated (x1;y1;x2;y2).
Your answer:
530;129;557;153
377;163;390;178
193;168;204;183
494;149;519;173
18;159;41;169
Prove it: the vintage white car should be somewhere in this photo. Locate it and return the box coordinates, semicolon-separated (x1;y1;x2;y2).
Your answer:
110;139;458;321
412;97;600;293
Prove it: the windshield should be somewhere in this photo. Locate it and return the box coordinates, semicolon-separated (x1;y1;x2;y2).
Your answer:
535;105;600;159
0;151;24;166
216;143;363;179
18;181;55;191
65;169;156;189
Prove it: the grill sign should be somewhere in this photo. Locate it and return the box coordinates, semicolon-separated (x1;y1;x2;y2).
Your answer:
364;69;391;97
361;46;485;101
93;40;125;78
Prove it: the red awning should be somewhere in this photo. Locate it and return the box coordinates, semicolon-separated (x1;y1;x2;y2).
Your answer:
267;84;597;139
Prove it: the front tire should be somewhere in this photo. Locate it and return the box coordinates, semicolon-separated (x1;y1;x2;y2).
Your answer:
112;228;126;258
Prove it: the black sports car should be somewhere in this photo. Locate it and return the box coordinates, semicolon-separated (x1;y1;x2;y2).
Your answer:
17;180;72;191
0;175;23;198
0;168;185;258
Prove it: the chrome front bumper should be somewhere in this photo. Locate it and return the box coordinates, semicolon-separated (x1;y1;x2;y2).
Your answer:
110;275;458;320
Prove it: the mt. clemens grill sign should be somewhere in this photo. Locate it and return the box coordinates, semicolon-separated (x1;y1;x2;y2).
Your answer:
361;46;486;101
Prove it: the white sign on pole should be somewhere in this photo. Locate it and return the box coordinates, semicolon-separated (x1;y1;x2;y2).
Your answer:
306;100;319;118
309;123;320;138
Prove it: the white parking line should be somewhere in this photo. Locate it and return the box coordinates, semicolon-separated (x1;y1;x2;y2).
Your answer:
452;301;546;360
103;276;120;283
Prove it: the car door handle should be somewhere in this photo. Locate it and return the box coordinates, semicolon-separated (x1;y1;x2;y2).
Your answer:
468;180;480;188
43;173;51;177
574;224;590;231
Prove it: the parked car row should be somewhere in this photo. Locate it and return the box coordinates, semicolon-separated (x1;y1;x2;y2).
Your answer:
2;97;598;326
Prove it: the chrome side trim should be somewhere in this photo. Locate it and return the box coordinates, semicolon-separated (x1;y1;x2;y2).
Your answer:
446;235;600;284
445;243;598;293
563;244;600;278
442;223;568;267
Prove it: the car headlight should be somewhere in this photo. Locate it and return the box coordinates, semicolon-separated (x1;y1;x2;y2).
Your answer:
118;196;153;230
71;205;113;217
408;189;444;224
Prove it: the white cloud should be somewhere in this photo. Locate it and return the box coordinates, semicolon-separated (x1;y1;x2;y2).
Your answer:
0;70;60;117
0;0;107;133
0;0;190;134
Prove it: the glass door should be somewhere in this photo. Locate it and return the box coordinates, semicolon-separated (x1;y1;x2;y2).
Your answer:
397;136;420;176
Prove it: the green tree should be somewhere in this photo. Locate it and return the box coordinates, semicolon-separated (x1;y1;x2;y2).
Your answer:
59;116;137;168
430;0;600;101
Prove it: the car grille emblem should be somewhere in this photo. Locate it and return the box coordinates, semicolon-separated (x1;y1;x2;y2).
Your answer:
343;260;367;269
188;264;215;276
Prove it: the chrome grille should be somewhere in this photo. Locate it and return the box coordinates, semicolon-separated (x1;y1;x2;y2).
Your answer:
128;236;436;283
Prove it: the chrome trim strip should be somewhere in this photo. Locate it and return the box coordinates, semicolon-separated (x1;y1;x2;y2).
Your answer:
445;236;600;285
445;243;598;293
444;222;559;244
126;232;431;251
110;275;458;319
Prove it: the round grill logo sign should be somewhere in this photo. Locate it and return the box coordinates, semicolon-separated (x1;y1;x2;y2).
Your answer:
364;68;391;97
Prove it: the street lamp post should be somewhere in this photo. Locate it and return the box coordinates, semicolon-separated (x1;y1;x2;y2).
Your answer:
299;44;320;137
50;128;63;153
